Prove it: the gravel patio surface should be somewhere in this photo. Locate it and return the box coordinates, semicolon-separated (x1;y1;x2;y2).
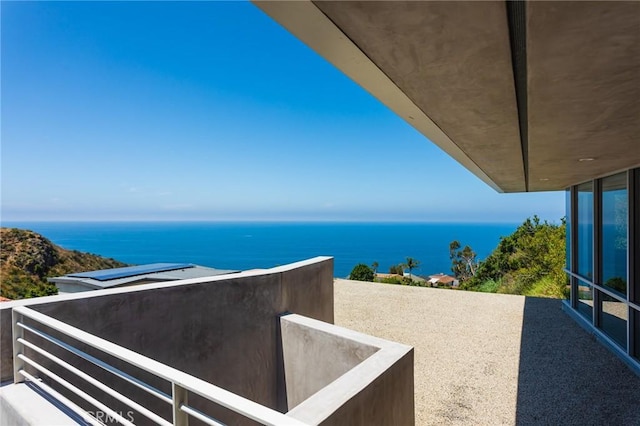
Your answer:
333;279;640;425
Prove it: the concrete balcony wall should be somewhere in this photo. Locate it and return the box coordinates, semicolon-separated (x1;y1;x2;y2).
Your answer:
282;314;414;426
0;257;334;425
280;314;379;409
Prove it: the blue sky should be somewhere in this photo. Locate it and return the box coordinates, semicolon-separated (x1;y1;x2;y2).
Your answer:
1;1;564;223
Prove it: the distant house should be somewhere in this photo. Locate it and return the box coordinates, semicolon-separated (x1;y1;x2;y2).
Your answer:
0;297;11;302
403;272;426;283
428;273;459;288
48;262;239;293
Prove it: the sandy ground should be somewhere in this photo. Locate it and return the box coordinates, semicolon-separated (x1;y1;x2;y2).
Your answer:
333;279;640;425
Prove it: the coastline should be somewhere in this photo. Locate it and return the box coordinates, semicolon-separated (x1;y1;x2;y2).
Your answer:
0;221;518;278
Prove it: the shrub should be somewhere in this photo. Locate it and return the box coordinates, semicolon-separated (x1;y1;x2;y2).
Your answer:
389;264;404;275
377;276;405;285
476;279;501;293
349;264;374;282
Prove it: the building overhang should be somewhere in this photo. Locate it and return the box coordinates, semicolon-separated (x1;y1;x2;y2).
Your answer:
254;1;640;192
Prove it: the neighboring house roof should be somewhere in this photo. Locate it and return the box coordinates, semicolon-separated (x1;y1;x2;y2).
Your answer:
438;276;456;285
0;297;11;302
48;262;239;290
428;274;457;285
404;273;426;282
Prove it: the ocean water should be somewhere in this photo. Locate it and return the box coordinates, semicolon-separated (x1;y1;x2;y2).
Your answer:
2;222;519;278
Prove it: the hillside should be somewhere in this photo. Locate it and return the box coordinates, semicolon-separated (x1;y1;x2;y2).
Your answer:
462;216;567;298
0;227;127;300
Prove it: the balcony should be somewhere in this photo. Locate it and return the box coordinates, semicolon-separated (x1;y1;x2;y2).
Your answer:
0;258;413;425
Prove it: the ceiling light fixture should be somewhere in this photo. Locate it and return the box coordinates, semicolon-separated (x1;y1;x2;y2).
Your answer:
578;157;595;162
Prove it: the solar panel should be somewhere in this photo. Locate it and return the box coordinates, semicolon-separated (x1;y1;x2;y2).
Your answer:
68;263;194;281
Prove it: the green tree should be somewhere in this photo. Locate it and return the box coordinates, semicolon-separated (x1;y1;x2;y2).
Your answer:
464;216;567;298
349;263;374;282
404;257;420;279
449;240;478;282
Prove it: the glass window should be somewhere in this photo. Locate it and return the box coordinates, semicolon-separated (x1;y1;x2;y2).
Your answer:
634;309;639;360
566;189;571;271
577;182;593;280
634;169;640;305
599;292;627;350
601;173;627;297
577;279;593;321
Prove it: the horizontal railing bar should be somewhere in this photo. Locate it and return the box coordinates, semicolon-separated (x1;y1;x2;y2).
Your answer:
180;403;226;426
184;380;307;426
18;337;172;426
19;354;134;426
19;370;103;426
564;269;589;282
565;270;639;309
590;283;626;302
17;321;172;404
14;307;308;426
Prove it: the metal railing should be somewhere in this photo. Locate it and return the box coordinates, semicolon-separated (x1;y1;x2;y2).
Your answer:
12;306;307;426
